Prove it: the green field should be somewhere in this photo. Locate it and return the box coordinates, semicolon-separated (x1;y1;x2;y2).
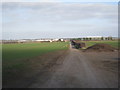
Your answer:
3;42;69;73
81;40;119;49
3;42;69;61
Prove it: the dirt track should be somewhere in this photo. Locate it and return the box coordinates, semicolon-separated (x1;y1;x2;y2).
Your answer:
3;44;118;88
28;44;118;88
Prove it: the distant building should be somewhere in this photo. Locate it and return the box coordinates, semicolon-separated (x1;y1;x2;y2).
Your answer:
18;40;27;43
60;39;64;41
53;39;59;42
2;40;18;44
35;39;52;42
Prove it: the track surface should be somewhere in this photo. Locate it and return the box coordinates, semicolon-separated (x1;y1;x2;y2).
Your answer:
28;44;118;88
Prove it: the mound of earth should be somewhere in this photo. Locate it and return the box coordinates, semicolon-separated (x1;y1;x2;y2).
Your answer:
84;43;117;52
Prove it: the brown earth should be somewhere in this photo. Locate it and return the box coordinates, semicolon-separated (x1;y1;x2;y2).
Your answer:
3;50;69;88
84;43;118;52
3;44;119;88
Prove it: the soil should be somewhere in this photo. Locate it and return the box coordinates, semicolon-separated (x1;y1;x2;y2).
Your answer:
84;43;117;52
3;44;119;88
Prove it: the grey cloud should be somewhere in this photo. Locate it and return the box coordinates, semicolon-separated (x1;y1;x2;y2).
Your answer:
2;2;118;24
36;3;117;22
2;2;117;22
2;2;118;39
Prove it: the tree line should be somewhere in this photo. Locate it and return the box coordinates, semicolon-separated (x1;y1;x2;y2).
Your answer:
72;36;116;41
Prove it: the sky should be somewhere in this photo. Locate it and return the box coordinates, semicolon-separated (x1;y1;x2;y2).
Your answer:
1;0;118;40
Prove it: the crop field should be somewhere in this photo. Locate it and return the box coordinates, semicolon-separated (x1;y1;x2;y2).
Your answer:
3;42;69;77
3;42;69;61
81;40;119;49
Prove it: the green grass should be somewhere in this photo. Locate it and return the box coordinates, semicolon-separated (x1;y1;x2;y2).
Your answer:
3;42;69;61
3;42;69;85
81;40;119;49
3;42;69;70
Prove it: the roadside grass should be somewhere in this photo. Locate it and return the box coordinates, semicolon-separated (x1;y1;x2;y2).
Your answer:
81;40;119;49
3;42;69;81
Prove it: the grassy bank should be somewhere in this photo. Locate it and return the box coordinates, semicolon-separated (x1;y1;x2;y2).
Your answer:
81;41;119;49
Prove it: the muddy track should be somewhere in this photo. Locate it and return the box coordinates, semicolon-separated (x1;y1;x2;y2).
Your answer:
28;44;118;88
3;44;118;88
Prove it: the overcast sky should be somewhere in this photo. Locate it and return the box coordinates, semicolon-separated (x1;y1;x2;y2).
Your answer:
1;0;118;39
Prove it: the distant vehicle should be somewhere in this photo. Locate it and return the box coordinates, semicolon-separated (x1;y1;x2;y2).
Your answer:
71;40;86;49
